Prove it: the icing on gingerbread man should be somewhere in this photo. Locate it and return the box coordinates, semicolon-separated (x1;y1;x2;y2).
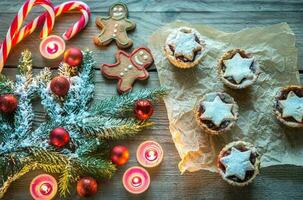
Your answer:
102;47;154;93
93;3;136;48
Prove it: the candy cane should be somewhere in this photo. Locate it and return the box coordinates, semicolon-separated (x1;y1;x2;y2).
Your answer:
15;1;90;44
0;0;55;72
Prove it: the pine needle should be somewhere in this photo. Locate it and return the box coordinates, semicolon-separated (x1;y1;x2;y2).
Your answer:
91;87;168;117
0;50;166;199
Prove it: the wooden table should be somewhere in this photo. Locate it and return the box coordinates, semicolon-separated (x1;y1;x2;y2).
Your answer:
1;0;303;199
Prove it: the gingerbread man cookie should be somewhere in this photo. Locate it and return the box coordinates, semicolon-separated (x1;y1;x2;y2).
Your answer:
93;3;136;49
102;47;154;93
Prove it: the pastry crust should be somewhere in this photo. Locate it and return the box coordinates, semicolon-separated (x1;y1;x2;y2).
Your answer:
217;141;260;187
194;92;239;135
218;49;260;89
164;27;205;69
274;85;303;128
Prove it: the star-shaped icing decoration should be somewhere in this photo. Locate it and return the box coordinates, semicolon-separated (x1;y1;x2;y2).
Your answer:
220;147;255;180
223;53;255;84
279;91;303;122
200;96;234;126
170;31;202;61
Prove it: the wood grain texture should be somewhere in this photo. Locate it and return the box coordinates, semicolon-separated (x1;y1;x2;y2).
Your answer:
1;69;303;200
1;0;303;12
0;0;303;200
0;10;303;70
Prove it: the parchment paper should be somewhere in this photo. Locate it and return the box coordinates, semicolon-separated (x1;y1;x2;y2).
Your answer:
148;21;303;174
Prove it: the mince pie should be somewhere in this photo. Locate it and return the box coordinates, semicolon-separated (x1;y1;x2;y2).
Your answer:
217;141;260;186
218;49;260;89
164;27;205;69
274;85;303;128
195;92;239;135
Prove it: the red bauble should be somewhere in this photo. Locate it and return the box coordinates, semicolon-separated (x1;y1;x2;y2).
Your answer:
77;177;98;197
49;127;70;147
50;76;70;96
64;47;83;67
111;145;129;166
134;99;154;120
0;94;18;114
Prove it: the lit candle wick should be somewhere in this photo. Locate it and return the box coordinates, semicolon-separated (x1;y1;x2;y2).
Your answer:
39;182;52;195
131;176;142;187
46;42;59;54
145;149;158;161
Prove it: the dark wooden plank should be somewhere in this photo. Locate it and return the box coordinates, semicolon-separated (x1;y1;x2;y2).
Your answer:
0;0;303;200
1;0;303;13
1;68;303;200
0;11;303;70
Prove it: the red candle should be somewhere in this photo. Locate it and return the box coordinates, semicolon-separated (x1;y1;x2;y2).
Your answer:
122;166;150;194
30;174;58;200
137;140;163;168
40;35;65;59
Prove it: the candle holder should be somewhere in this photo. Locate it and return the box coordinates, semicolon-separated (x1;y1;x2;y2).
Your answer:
40;35;66;59
30;174;58;200
122;166;150;194
136;140;163;168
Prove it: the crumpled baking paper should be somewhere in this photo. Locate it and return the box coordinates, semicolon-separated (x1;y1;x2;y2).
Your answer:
148;21;302;174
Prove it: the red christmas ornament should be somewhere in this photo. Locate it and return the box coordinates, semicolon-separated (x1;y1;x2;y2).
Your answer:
64;47;83;67
50;76;70;97
77;177;98;197
49;127;70;147
0;94;18;114
111;145;130;166
134;99;154;120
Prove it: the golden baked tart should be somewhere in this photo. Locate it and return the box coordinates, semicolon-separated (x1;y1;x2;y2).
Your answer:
274;85;303;128
164;27;205;69
218;49;260;89
217;141;260;187
195;92;239;135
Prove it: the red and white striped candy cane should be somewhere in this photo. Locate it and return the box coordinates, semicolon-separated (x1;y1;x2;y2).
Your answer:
0;0;55;72
15;1;91;44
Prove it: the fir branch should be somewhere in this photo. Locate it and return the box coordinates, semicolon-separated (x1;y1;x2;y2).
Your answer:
63;50;95;115
58;62;72;77
34;68;52;84
20;122;57;149
27;147;69;166
58;165;77;197
76;116;154;140
0;50;166;199
17;50;33;89
76;156;116;180
0;162;36;199
91;87;168;117
75;138;109;157
0;74;14;95
0;116;13;136
13;98;33;142
39;87;64;121
78;50;95;80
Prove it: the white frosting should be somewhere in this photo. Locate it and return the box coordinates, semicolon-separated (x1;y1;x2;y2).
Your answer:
200;96;234;126
279;91;303;122
134;55;144;65
166;27;202;61
113;12;123;17
223;53;255;84
220;147;255;180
